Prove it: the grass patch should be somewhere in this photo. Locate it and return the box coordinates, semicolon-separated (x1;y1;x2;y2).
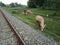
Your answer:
3;7;60;42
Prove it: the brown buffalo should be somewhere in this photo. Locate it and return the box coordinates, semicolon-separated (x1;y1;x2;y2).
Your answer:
23;10;32;15
26;10;32;15
36;15;46;31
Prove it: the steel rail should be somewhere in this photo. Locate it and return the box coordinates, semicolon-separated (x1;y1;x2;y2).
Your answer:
0;9;26;45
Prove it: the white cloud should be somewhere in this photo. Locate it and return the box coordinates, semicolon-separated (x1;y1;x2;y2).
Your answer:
1;0;28;5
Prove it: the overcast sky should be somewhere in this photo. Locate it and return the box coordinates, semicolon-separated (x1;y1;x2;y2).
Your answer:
0;0;28;5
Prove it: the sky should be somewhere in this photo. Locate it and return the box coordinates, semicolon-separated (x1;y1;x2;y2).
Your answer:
0;0;28;5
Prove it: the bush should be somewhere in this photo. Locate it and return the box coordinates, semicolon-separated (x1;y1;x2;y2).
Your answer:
52;12;60;16
52;12;57;16
12;11;17;14
12;10;20;14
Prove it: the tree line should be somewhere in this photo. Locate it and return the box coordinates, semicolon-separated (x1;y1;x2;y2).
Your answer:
0;2;26;7
0;2;6;7
27;0;60;10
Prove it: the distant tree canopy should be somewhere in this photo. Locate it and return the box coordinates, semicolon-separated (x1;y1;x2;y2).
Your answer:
9;3;23;7
27;0;36;8
0;2;6;7
27;0;45;8
27;0;60;10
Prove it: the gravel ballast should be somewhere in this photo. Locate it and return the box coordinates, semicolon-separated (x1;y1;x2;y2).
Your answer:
0;10;19;45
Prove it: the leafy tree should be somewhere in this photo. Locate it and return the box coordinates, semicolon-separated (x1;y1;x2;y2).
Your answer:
10;3;23;7
10;3;16;7
0;2;6;7
27;0;60;10
27;0;45;8
27;0;36;8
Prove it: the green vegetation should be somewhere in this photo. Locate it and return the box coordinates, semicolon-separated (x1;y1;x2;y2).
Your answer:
0;2;6;7
1;0;60;42
3;7;60;42
28;0;60;10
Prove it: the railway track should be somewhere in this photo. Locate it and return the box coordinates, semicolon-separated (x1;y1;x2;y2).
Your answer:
0;9;59;45
0;10;26;45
